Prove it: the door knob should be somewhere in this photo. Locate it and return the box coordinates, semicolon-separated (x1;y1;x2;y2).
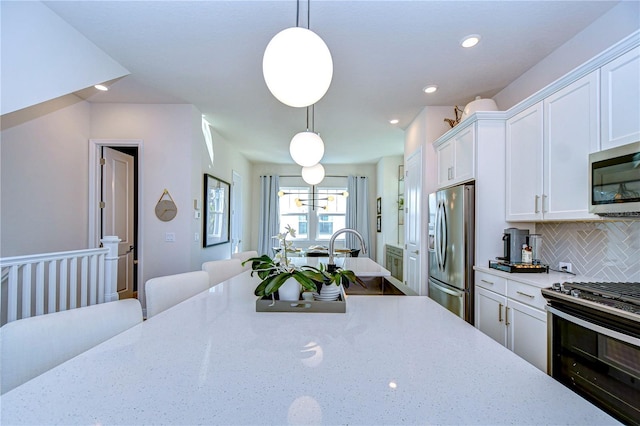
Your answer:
412;250;419;254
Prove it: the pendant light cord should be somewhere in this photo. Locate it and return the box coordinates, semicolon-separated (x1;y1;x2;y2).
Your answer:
296;0;299;27
295;0;311;29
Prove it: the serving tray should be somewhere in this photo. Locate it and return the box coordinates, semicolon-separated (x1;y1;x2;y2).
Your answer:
256;288;346;313
489;260;549;273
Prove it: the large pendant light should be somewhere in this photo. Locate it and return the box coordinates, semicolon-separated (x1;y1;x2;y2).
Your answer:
262;0;333;108
290;105;324;166
302;163;325;185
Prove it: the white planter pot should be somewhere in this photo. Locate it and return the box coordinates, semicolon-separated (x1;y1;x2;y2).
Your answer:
319;283;341;301
278;277;301;301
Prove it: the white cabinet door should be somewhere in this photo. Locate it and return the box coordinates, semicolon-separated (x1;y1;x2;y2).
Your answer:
454;124;475;183
436;122;475;189
436;140;454;188
544;71;599;220
476;286;507;347
506;298;547;372
601;46;640;150
506;102;543;221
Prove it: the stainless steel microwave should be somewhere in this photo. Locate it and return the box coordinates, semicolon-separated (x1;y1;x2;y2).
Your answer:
589;141;640;217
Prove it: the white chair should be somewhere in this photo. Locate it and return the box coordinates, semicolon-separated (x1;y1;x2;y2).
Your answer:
202;258;244;287
0;298;142;395
231;250;258;271
145;270;209;319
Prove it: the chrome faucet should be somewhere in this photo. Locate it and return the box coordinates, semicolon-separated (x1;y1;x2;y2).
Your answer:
328;228;367;271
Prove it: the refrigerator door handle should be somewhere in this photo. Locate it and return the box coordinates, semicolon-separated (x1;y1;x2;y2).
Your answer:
434;200;441;269
429;279;463;297
439;201;447;270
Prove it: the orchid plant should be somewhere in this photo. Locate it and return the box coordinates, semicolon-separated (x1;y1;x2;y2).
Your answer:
244;225;362;298
244;225;321;297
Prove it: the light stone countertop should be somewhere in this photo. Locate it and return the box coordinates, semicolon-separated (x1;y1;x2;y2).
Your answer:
474;265;597;289
291;256;391;277
0;270;619;425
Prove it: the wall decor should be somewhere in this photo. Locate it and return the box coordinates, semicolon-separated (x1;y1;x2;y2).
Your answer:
376;197;381;215
203;174;230;247
155;189;178;222
376;215;381;233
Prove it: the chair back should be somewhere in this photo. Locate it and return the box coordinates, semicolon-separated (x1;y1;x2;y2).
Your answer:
145;271;209;318
231;250;258;271
0;298;142;394
202;259;244;286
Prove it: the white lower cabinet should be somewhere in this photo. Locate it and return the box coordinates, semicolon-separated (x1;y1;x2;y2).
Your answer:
475;271;547;372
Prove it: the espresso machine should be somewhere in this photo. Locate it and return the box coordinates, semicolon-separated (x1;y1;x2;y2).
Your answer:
490;227;549;273
499;228;529;264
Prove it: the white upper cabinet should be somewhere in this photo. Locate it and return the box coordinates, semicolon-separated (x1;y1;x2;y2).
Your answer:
601;46;640;150
436;121;475;189
506;102;544;221
543;71;599;220
506;72;599;221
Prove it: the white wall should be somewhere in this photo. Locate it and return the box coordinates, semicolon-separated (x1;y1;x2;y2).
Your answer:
1;96;91;256
249;163;377;257
91;103;196;284
197;124;253;270
494;1;640;110
0;1;128;115
404;106;455;295
91;103;253;282
1;99;253;307
375;156;403;264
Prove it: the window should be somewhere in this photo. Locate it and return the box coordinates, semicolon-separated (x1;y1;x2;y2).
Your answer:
278;186;347;242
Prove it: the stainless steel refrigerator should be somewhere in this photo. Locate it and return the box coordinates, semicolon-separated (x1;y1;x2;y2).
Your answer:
428;184;475;324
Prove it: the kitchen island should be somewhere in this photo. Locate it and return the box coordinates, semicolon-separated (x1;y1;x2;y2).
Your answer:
0;270;618;425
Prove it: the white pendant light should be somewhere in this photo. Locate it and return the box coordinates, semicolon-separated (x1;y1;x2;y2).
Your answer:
302;163;325;185
290;131;325;167
262;0;333;108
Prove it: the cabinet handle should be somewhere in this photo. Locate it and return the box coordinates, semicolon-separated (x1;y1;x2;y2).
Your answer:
542;194;547;213
498;303;503;322
505;307;510;326
480;279;494;285
516;291;535;299
534;195;540;213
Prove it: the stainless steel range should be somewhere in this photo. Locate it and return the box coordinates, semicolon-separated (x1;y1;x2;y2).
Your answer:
542;281;640;425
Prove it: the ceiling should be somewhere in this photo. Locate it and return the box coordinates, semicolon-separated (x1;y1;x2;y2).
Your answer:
44;1;619;165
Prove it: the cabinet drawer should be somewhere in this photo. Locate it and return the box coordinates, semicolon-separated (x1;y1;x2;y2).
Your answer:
507;280;546;310
475;271;506;294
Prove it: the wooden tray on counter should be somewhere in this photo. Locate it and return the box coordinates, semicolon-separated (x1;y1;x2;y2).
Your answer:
256;288;346;313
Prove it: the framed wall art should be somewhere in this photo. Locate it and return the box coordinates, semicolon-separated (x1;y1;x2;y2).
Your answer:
376;215;381;233
376;197;381;215
203;174;230;247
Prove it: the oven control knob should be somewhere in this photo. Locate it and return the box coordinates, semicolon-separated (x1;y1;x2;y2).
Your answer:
570;289;581;297
561;285;572;294
552;283;561;291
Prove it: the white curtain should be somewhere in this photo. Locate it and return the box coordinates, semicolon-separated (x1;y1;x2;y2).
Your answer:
346;175;371;258
258;175;280;256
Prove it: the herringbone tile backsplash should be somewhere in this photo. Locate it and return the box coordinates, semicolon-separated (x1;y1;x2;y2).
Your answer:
536;221;640;282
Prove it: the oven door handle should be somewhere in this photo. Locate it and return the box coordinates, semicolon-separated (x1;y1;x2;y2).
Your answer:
547;306;640;347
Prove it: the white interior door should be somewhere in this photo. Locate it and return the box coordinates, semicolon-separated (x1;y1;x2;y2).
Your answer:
405;149;422;294
102;147;134;299
231;170;243;253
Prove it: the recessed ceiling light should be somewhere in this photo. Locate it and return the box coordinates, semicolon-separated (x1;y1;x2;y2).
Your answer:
423;85;438;94
389;119;399;125
94;84;109;91
461;34;481;48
